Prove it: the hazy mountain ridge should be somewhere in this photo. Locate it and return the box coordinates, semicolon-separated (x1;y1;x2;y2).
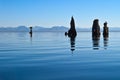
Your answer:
0;26;29;32
0;26;120;32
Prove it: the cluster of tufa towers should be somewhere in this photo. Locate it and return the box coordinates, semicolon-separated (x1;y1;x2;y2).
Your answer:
29;16;109;39
92;19;109;39
28;17;109;52
65;17;109;39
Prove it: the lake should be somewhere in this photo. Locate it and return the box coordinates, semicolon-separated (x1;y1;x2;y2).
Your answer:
0;32;120;80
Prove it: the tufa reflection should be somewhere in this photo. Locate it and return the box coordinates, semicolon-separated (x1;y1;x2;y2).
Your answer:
92;36;100;50
103;37;109;50
70;36;76;53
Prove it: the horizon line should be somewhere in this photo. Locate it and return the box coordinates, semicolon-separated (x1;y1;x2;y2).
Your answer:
0;26;120;28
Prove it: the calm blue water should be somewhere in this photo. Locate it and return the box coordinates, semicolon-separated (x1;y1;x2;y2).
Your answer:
0;32;120;80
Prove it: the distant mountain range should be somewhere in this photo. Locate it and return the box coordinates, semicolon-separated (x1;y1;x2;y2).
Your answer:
0;26;120;32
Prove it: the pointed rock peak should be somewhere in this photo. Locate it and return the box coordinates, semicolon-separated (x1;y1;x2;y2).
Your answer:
70;16;75;25
71;16;74;21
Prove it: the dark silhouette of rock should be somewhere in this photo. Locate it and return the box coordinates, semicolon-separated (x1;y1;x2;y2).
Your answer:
64;17;77;53
92;19;101;39
29;27;32;37
103;22;109;38
68;16;77;38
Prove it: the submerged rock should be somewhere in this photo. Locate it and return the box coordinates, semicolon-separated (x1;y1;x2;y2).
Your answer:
29;27;32;37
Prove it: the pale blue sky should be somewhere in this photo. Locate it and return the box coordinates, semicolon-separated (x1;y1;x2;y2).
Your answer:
0;0;120;28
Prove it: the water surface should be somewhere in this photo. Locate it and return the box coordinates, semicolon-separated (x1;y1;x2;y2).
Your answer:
0;32;120;80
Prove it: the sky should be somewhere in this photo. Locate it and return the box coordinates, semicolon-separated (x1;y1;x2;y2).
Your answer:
0;0;120;28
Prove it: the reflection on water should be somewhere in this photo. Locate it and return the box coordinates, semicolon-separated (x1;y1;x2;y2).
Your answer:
92;36;109;50
30;32;32;38
65;32;76;53
0;32;120;80
70;37;76;53
92;37;100;50
29;32;33;45
104;37;109;49
30;35;32;45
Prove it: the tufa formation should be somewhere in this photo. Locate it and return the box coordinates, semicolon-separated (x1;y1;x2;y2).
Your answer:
29;27;32;37
103;22;109;38
68;16;77;38
92;19;101;39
